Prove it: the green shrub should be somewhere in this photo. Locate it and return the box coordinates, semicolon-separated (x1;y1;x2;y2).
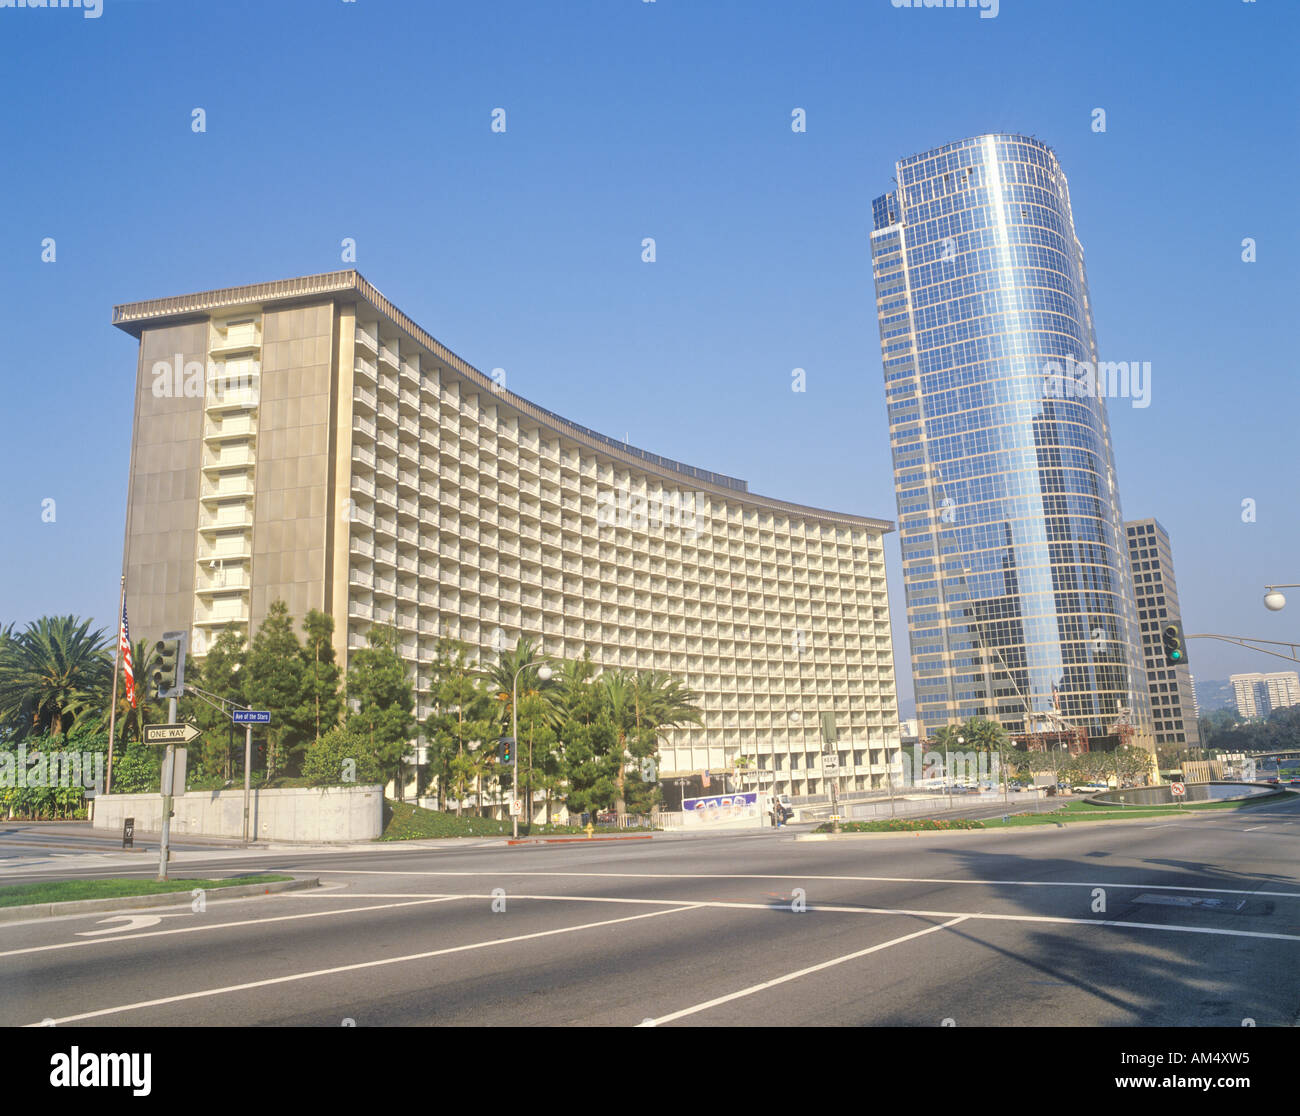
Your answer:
302;727;383;787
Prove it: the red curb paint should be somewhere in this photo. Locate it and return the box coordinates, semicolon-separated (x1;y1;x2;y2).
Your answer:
506;835;655;846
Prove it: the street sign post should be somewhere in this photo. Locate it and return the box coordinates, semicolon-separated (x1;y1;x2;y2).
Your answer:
230;712;270;844
1170;781;1185;796
122;818;134;849
143;723;201;746
510;798;523;817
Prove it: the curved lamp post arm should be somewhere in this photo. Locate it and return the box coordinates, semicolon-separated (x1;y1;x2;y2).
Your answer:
1186;633;1300;666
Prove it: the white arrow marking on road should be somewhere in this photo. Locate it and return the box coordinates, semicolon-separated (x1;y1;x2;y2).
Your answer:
76;915;164;936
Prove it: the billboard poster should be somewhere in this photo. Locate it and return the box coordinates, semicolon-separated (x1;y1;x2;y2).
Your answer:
681;791;761;829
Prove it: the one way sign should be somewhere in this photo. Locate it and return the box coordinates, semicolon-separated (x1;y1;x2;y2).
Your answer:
142;723;201;746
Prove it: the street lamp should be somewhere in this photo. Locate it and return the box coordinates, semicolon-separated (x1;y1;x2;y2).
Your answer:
1264;585;1299;612
511;661;552;839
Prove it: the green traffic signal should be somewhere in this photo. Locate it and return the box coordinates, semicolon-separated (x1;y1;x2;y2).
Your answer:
1161;622;1188;668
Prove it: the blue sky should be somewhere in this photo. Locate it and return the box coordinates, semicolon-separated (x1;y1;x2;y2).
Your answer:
1;0;1296;711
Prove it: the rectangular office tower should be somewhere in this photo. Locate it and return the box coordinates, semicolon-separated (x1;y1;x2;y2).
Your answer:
113;271;901;796
869;135;1153;751
1124;519;1200;748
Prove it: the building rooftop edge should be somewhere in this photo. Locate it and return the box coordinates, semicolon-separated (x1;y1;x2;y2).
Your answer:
112;270;895;535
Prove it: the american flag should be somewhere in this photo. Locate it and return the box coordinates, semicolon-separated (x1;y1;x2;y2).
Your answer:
120;601;136;709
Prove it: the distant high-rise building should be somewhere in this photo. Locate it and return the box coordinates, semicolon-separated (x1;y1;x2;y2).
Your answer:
1231;672;1300;720
1124;518;1200;748
869;134;1153;751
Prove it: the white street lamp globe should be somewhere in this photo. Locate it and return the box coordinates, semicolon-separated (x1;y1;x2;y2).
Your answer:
1264;590;1287;612
537;664;553;682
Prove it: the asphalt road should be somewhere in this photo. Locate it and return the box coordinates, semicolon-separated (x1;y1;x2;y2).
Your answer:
4;796;1300;1027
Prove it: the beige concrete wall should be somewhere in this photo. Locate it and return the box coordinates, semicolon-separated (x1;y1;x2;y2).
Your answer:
93;784;383;842
251;302;336;631
123;322;209;639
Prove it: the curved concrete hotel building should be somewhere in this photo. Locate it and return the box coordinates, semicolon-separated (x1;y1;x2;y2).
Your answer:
870;134;1154;751
114;271;902;797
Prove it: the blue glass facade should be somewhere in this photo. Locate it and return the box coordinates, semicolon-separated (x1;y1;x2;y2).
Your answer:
871;134;1153;747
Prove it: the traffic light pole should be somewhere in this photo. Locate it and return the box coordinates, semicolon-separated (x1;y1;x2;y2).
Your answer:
158;696;176;880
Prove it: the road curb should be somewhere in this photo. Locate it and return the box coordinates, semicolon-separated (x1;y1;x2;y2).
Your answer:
0;876;319;922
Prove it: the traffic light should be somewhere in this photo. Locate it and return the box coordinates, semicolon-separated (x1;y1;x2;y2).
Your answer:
819;711;837;746
1161;622;1188;667
153;630;188;698
497;736;515;765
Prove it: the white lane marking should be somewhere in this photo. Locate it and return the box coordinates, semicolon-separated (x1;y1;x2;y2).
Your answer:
26;903;703;1026
1243;826;1265;832
275;868;1300;901
638;915;971;1027
0;896;463;959
75;915;163;936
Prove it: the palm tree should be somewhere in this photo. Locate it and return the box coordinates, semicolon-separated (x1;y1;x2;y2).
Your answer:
0;616;113;740
963;717;1010;788
600;670;701;813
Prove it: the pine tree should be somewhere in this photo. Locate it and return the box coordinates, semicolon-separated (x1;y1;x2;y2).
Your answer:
346;625;415;799
297;610;342;745
242;601;306;779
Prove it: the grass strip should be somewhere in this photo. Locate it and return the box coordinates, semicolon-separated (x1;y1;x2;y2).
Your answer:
0;874;294;908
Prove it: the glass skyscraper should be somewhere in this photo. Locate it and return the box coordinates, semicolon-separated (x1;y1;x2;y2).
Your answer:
870;134;1153;751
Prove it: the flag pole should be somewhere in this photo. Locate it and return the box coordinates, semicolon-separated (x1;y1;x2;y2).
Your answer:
106;574;125;796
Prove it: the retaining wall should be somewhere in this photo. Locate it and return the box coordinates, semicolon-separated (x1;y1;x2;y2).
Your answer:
91;785;383;842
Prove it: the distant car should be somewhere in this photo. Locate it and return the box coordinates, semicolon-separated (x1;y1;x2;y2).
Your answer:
1290;779;1300;787
1267;777;1280;785
1011;785;1025;792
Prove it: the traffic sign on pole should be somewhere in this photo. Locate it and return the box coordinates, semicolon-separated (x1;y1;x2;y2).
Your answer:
1170;781;1186;797
143;723;201;746
232;710;271;724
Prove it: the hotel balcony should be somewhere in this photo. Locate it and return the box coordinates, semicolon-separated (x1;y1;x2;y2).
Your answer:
205;386;260;412
209;322;262;354
201;444;255;471
198;507;254;532
204;413;258;441
197;535;253;563
200;476;255;502
193;597;251;627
